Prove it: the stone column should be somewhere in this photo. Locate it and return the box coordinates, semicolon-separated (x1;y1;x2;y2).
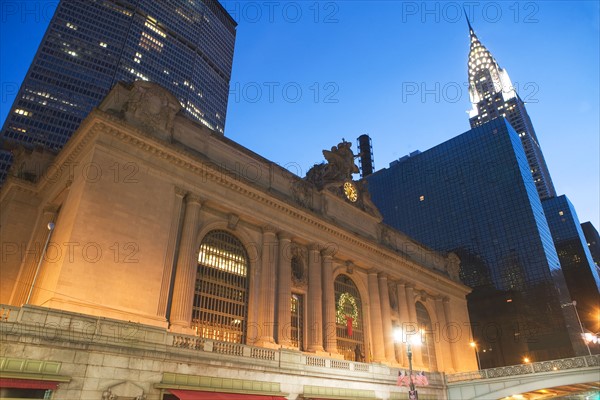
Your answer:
307;244;324;352
443;297;458;372
158;187;185;318
12;206;58;305
276;232;292;346
405;284;423;366
434;296;450;371
322;248;337;354
257;226;278;346
396;282;410;366
170;194;202;331
378;273;396;363
368;272;386;362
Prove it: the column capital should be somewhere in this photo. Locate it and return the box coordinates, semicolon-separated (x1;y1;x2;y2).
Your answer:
321;247;336;258
174;186;187;197
262;225;278;235
277;231;293;241
42;205;60;215
308;243;320;252
368;270;379;277
377;272;389;280
185;193;203;206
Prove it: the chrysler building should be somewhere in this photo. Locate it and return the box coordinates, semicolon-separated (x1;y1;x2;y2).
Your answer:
466;17;556;200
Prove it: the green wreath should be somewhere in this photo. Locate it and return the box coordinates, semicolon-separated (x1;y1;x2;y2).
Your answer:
336;292;359;327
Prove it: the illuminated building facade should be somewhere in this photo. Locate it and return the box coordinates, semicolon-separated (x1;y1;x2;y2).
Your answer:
466;18;556;200
0;82;477;399
367;118;588;368
542;196;600;333
1;0;236;155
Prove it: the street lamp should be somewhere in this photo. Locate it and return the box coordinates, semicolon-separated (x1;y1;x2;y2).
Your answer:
470;341;481;370
562;300;592;356
394;329;421;400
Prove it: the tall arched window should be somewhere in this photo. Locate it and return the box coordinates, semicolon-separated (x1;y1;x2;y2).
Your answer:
192;230;249;343
416;301;438;371
334;274;365;361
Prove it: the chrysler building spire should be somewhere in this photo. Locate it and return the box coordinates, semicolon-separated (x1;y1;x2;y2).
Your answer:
465;18;556;200
466;20;516;115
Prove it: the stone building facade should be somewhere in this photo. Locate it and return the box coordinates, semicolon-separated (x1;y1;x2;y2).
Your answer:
0;82;477;399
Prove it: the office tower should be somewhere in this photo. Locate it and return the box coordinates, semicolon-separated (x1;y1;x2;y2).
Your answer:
466;18;556;200
543;196;600;332
367;118;587;367
582;222;600;271
1;0;236;156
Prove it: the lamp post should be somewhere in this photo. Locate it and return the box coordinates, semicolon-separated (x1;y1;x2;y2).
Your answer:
562;300;592;356
407;342;417;399
470;341;481;370
25;222;55;305
395;328;420;400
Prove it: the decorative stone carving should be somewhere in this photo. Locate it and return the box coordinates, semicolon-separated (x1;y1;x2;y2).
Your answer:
388;282;398;312
228;213;240;230
304;140;382;219
124;81;181;142
305;139;359;189
101;381;146;399
291;246;308;288
345;260;354;274
290;178;314;209
446;252;461;281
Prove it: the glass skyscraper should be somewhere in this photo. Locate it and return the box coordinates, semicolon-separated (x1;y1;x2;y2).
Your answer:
1;0;236;157
368;118;588;367
543;196;600;333
466;18;556;200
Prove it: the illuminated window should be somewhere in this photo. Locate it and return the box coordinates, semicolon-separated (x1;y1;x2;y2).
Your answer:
290;294;304;350
192;230;249;344
416;302;438;371
14;109;30;116
99;42;107;48
335;274;365;362
419;195;425;202
559;211;564;216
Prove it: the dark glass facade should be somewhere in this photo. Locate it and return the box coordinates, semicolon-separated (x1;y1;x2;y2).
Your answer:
582;222;600;271
1;0;236;155
368;118;587;367
543;196;600;333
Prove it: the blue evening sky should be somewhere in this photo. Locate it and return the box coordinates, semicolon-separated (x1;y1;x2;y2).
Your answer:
1;1;598;227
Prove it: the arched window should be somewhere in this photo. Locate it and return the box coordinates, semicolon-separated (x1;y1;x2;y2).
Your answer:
192;230;249;343
334;274;365;361
416;301;438;371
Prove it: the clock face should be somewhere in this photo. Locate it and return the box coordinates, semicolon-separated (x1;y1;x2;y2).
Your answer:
344;182;359;203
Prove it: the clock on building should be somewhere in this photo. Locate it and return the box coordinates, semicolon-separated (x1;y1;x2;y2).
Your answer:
343;181;359;203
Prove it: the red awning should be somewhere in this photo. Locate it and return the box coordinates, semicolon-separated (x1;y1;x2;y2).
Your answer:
0;378;60;390
169;389;287;400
